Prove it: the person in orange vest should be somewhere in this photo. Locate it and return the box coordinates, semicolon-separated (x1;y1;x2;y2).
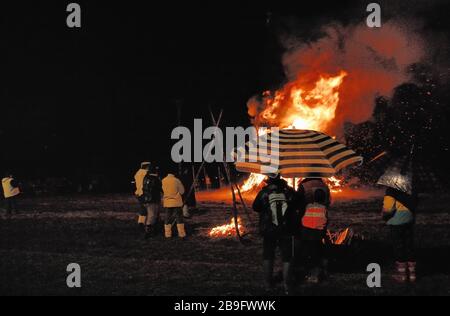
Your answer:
297;178;331;284
162;170;186;239
2;172;21;215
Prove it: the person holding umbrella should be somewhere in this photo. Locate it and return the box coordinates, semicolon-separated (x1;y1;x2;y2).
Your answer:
378;158;418;283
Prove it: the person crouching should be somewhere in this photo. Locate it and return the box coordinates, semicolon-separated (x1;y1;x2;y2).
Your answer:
162;171;186;239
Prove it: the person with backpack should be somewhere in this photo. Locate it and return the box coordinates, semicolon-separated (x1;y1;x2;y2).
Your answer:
141;167;163;239
252;175;300;295
134;162;151;229
297;178;331;284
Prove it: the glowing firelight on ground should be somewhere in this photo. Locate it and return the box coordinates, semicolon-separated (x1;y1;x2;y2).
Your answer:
239;174;344;194
209;217;245;238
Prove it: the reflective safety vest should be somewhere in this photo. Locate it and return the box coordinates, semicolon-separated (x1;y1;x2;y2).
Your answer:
2;177;20;199
302;203;328;230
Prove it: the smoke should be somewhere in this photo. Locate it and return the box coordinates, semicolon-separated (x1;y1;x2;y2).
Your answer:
248;19;429;134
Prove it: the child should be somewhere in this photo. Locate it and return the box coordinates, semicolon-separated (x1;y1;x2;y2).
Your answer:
298;178;331;284
382;187;418;283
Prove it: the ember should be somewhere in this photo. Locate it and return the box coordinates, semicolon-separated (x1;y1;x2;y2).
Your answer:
209;217;245;238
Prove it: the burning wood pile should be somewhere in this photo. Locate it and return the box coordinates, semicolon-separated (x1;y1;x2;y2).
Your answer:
236;71;354;194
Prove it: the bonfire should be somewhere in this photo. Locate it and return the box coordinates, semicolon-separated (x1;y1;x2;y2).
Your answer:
240;71;350;193
209;217;245;238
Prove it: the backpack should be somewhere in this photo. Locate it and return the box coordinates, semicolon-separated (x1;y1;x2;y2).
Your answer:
268;191;288;227
142;174;162;204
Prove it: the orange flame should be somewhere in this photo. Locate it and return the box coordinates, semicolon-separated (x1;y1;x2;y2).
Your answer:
209;217;245;238
254;71;347;132
241;72;348;193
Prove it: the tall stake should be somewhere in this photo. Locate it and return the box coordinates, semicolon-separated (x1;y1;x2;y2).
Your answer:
182;110;224;208
209;108;254;240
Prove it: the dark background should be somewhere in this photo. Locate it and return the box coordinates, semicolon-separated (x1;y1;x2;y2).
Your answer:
2;0;450;191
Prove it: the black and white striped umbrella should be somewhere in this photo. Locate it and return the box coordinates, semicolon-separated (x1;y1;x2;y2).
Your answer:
235;129;363;178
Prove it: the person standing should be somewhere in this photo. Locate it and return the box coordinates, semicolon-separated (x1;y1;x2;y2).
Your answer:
382;187;418;283
134;162;151;229
252;175;300;295
297;178;331;284
180;166;197;219
2;172;21;215
162;171;186;239
142;167;163;239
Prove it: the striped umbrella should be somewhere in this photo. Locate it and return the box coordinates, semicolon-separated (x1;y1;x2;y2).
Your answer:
235;129;363;178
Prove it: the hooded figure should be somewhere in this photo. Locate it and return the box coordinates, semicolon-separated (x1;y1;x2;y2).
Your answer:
378;157;418;283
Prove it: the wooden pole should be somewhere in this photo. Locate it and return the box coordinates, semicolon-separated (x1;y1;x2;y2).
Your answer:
182;110;224;208
209;108;254;229
217;165;222;189
191;164;197;192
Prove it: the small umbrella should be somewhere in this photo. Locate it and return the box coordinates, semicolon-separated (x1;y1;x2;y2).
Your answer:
377;157;413;194
377;155;443;194
235;129;363;178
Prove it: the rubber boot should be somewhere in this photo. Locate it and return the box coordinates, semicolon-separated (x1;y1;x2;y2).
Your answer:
408;262;417;283
283;262;293;295
177;224;187;238
393;262;408;283
164;224;173;238
138;216;146;231
263;260;274;291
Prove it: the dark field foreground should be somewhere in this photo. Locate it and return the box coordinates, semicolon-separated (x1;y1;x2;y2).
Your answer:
1;192;450;296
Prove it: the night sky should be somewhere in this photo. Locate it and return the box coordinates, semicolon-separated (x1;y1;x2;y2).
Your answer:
2;0;450;190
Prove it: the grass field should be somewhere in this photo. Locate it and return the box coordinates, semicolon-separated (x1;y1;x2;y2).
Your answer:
1;191;450;296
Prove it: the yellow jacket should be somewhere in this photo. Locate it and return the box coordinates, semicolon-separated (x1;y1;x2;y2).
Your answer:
2;177;20;199
162;174;185;208
382;195;414;226
134;169;148;197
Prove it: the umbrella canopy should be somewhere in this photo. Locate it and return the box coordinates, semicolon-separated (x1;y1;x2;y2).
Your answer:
235;129;363;178
377;156;443;194
377;157;413;194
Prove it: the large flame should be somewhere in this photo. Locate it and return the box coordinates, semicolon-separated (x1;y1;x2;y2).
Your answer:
241;72;348;193
253;71;347;132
